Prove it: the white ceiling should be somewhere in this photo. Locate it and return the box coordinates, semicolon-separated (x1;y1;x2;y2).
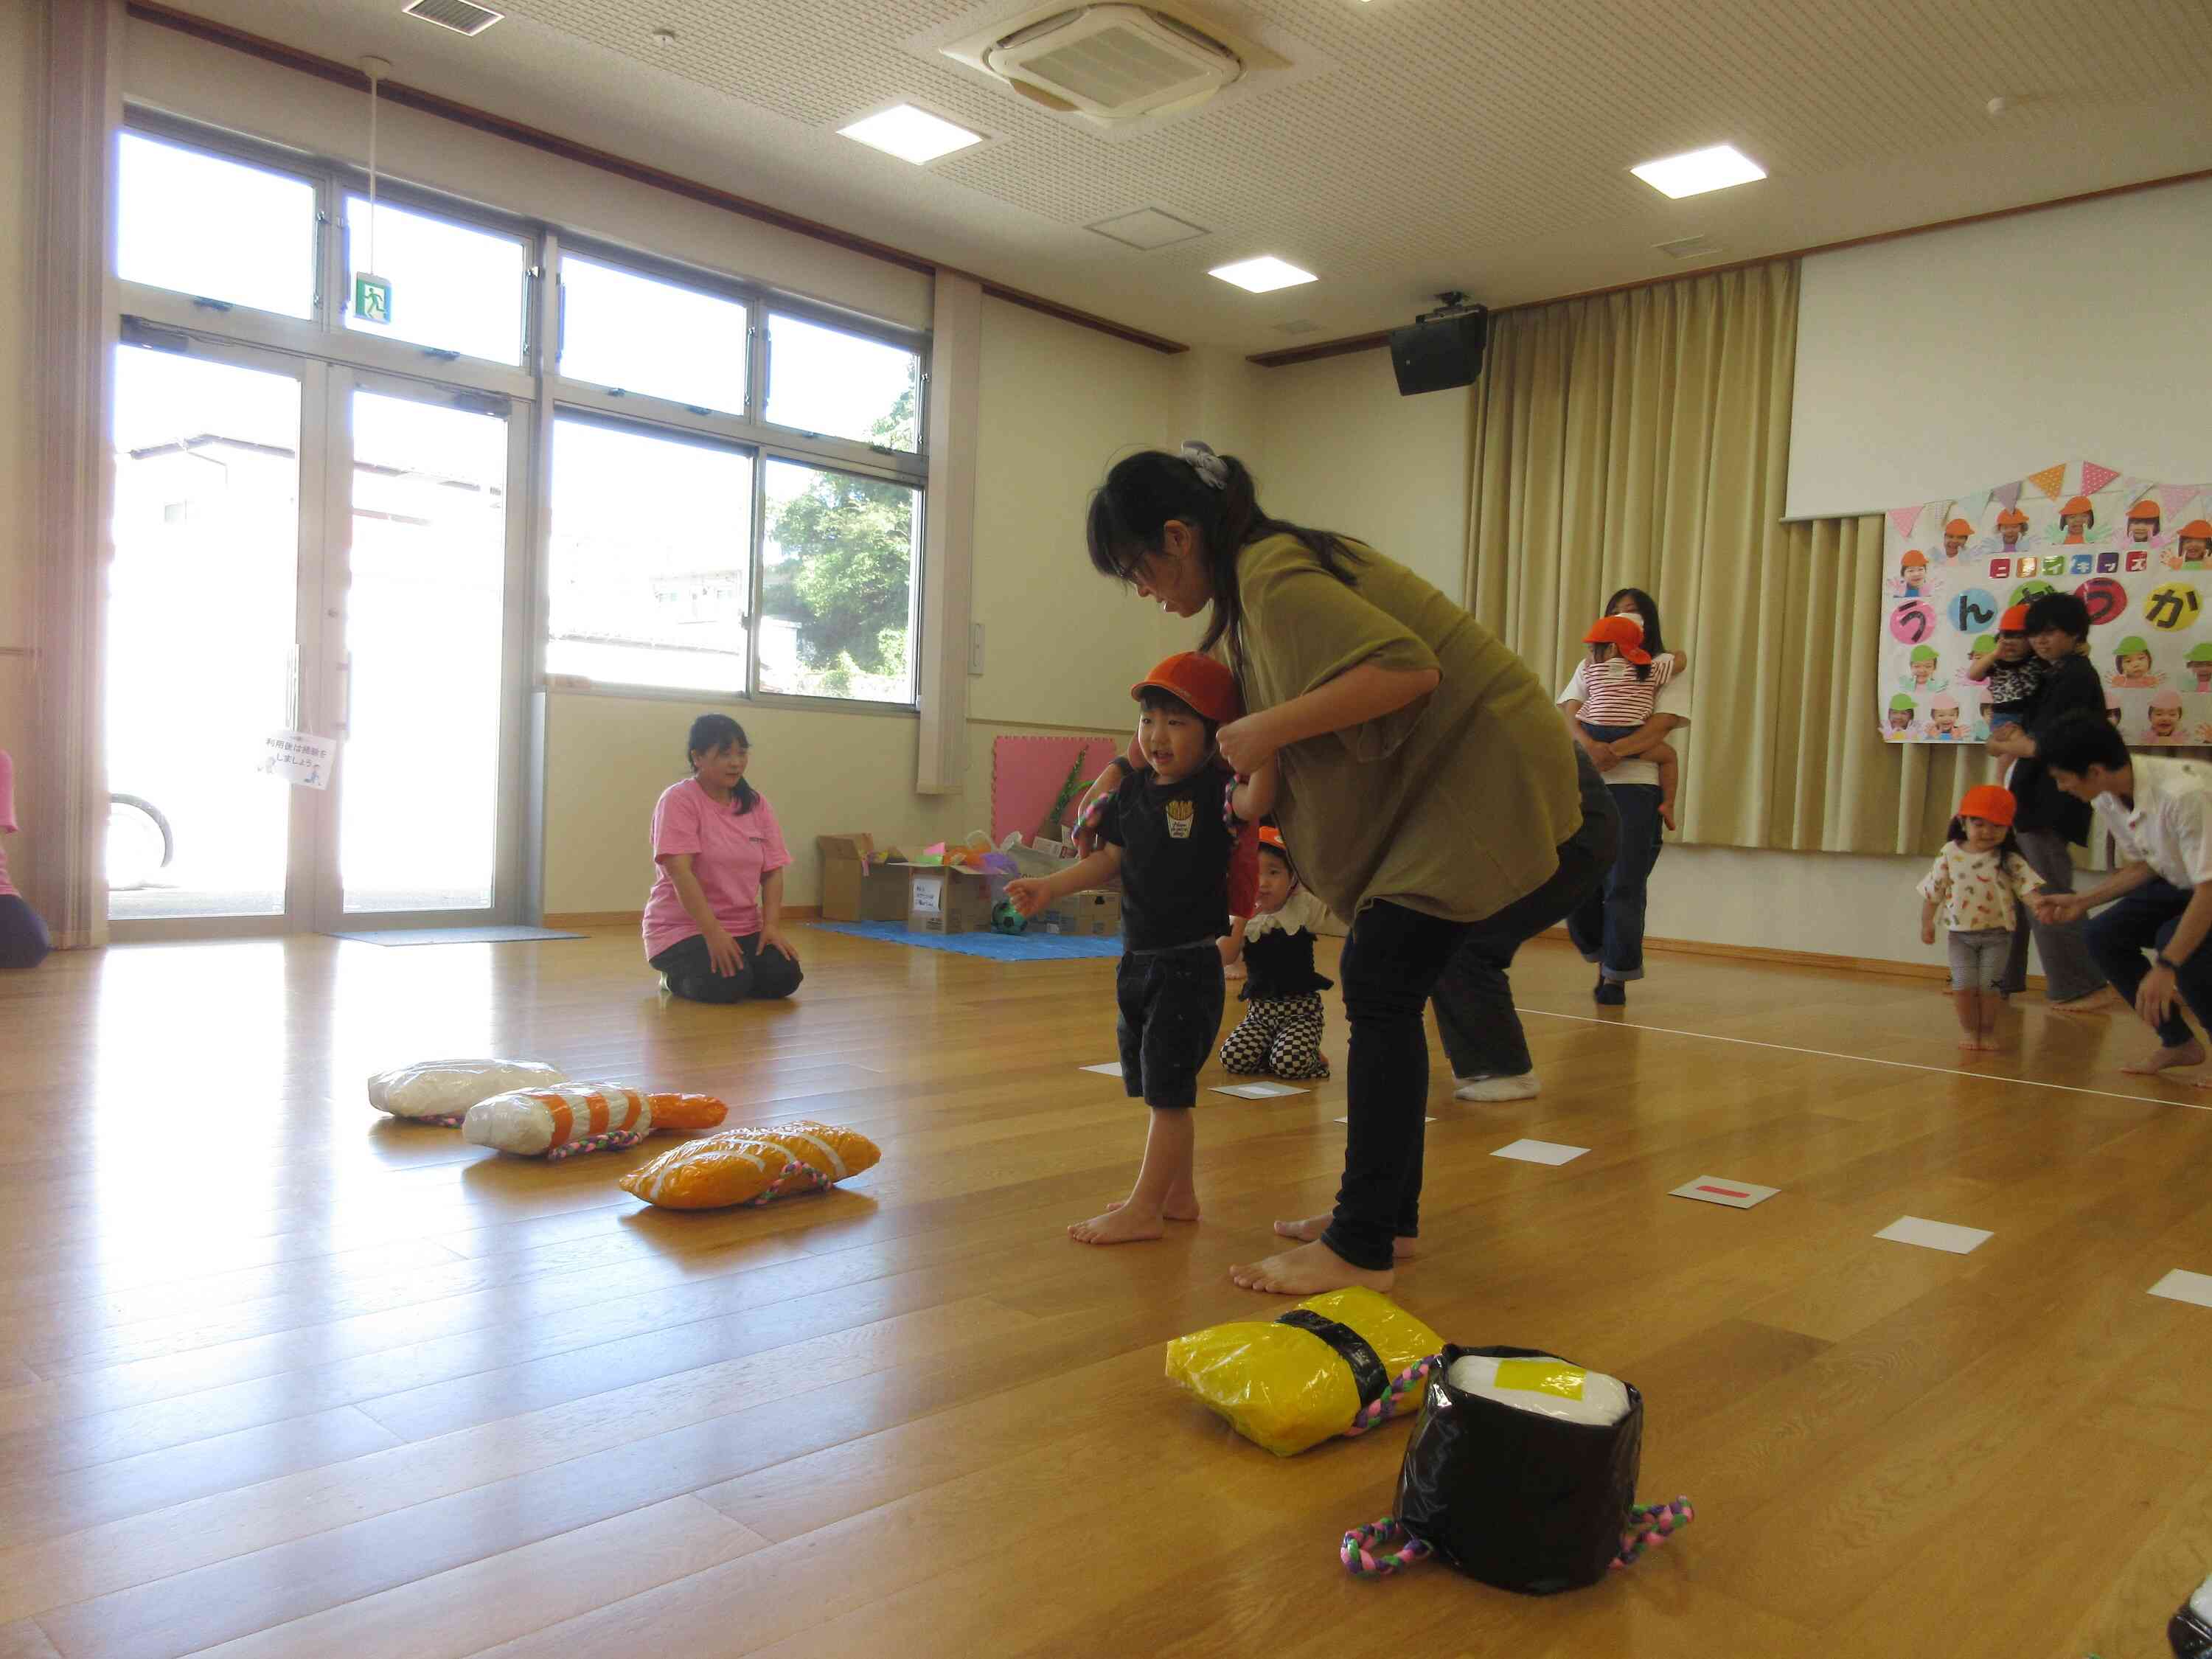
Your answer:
167;0;2212;352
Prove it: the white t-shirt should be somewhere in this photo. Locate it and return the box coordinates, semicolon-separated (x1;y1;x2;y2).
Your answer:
1558;664;1691;789
2096;755;2212;890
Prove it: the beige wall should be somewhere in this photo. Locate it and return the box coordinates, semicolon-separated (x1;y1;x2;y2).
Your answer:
0;0;41;896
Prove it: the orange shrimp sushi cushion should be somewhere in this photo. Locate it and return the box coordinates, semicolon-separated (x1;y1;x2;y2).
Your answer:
620;1121;880;1210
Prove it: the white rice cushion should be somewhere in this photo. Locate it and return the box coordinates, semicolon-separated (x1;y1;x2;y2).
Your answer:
462;1084;655;1156
1445;1352;1632;1428
368;1058;566;1119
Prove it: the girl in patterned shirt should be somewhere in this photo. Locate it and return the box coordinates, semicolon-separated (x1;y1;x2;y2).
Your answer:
1576;613;1688;829
1964;603;2047;731
1918;784;2045;1051
1218;827;1333;1080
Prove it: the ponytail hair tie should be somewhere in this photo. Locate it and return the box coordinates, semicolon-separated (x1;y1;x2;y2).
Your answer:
1180;440;1228;490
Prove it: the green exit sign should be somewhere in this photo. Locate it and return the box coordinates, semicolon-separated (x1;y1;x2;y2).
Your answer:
353;272;392;325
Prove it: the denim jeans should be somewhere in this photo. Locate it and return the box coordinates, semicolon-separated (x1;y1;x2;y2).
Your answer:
649;931;804;1004
1565;782;1663;981
2085;879;2212;1047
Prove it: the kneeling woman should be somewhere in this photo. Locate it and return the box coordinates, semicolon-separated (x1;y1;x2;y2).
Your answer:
643;715;803;1004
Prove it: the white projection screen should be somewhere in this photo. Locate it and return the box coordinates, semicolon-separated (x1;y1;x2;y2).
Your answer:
1786;176;2212;522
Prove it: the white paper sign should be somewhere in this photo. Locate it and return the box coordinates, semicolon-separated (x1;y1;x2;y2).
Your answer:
260;730;335;790
1492;1138;1589;1166
1211;1081;1307;1099
2148;1268;2212;1309
1875;1215;1991;1254
1079;1062;1122;1077
1670;1175;1780;1210
911;877;942;914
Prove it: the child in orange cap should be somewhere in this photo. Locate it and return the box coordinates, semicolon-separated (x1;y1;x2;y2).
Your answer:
1218;826;1332;1080
1573;613;1688;828
1964;602;2045;732
1006;651;1269;1245
1919;784;2044;1051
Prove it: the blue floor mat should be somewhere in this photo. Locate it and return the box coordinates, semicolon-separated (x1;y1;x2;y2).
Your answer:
812;921;1122;961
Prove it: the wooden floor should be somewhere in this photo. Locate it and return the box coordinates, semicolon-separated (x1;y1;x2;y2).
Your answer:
4;925;2211;1658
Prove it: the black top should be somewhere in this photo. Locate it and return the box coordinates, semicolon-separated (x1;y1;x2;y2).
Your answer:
1095;759;1235;952
1240;921;1334;1002
2011;651;2099;844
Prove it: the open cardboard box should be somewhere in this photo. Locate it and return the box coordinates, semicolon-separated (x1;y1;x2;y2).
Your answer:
816;834;913;923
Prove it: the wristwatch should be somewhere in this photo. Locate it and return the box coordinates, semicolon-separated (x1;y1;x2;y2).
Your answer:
2157;953;2184;973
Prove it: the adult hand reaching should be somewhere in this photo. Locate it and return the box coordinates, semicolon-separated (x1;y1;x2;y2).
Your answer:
2033;892;2089;926
1215;714;1279;778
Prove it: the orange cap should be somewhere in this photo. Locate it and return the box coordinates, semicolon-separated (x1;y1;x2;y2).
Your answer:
1900;549;1929;567
2183;520;2212;540
1582;615;1652;663
1996;507;2029;529
1130;652;1241;725
2062;495;2093;516
1944;518;1972;536
2129;499;2160;521
1958;784;2017;827
1998;603;2031;632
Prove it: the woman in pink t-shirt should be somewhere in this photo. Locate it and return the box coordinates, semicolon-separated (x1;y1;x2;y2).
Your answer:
0;749;52;970
643;715;803;1003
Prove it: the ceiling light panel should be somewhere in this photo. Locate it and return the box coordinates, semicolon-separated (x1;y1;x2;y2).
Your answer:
1631;143;1766;199
838;104;985;165
1209;255;1316;293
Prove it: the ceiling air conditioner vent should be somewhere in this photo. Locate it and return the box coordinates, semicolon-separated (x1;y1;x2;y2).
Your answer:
402;0;504;38
983;6;1241;122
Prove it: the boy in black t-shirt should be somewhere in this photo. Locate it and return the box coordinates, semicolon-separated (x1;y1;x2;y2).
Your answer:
1007;652;1270;1246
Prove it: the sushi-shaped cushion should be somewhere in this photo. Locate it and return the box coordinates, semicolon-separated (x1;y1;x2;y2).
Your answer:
620;1121;881;1210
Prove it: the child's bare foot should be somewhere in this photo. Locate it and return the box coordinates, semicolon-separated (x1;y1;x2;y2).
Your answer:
2124;1040;2206;1076
1957;1036;2000;1052
1106;1184;1200;1222
1271;1212;1418;1258
1068;1200;1169;1245
1230;1238;1394;1295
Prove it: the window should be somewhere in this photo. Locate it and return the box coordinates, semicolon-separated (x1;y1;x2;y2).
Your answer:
557;254;748;413
546;417;753;692
765;312;921;451
116;131;317;319
757;457;919;702
341;195;529;364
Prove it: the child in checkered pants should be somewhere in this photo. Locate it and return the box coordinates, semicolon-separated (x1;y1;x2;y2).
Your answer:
1220;827;1332;1079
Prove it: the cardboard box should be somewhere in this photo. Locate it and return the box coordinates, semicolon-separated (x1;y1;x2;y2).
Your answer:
817;834;911;923
904;865;1003;935
1037;888;1122;939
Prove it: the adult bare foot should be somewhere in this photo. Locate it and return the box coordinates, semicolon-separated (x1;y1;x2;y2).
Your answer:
1230;1238;1394;1295
1106;1186;1200;1222
1068;1202;1168;1245
2050;987;2121;1013
2124;1040;2207;1076
1957;1037;2000;1052
1270;1213;1419;1259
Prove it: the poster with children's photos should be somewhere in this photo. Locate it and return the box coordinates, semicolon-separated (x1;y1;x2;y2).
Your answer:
1879;460;2212;746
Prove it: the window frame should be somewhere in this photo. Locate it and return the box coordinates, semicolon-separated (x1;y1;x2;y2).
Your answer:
113;111;931;715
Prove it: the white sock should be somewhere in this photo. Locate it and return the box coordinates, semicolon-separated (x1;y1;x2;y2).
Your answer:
1455;1071;1538;1102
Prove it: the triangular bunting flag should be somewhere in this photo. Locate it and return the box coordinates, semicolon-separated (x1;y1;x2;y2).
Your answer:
1888;504;1922;539
1990;481;2023;512
2080;461;2121;495
2027;463;2067;501
2163;484;2202;518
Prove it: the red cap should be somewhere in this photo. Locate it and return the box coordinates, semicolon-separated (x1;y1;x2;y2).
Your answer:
1582;615;1652;664
1900;549;1929;567
1130;652;1241;725
1944;518;1972;536
1958;784;2017;827
2183;520;2212;540
1996;507;2029;529
1999;603;2031;633
2062;495;2094;516
1258;824;1287;852
2129;499;2160;521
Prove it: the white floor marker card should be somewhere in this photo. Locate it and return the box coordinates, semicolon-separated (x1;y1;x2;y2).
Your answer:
1492;1138;1589;1166
1336;1116;1436;1124
2149;1269;2212;1309
1079;1062;1122;1077
1670;1176;1779;1210
1875;1215;1991;1254
1214;1081;1307;1099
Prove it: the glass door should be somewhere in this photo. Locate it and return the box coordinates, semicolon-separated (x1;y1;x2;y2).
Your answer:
312;372;526;931
106;339;324;932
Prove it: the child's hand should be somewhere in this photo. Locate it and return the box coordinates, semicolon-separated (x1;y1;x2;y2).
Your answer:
1921;923;1935;947
1004;878;1050;918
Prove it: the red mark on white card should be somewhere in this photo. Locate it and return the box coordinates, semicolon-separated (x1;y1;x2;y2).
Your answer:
1697;1184;1750;1198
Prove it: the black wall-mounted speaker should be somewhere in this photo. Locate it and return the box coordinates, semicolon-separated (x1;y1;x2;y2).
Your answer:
1388;308;1489;397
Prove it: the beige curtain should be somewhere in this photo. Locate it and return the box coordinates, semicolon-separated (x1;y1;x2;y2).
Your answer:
28;0;120;947
1465;257;1978;855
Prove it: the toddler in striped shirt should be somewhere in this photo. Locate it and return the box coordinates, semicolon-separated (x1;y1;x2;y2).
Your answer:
1577;614;1687;829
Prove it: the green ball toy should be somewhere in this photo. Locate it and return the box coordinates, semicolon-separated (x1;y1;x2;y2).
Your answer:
991;899;1029;936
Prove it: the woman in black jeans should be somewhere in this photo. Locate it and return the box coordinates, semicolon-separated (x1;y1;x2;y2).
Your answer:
1986;591;2110;1006
1083;444;1615;1296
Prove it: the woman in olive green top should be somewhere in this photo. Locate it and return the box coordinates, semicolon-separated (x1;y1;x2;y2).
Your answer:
1085;444;1618;1295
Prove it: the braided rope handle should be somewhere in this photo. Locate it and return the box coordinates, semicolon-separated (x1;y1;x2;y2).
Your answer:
544;1127;648;1163
1341;1517;1433;1577
743;1161;830;1206
1610;1496;1694;1569
414;1113;465;1128
1342;1354;1439;1438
